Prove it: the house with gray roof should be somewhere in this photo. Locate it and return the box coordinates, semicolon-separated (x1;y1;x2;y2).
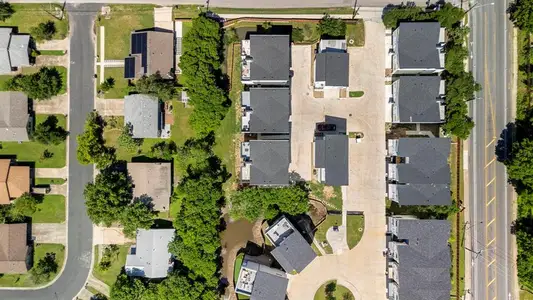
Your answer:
241;34;290;85
391;76;445;123
235;256;288;300
241;88;290;133
314;134;349;186
124;94;162;138
0;92;29;142
0;28;30;74
125;228;175;279
387;216;451;300
241;140;290;186
390;22;445;75
387;138;451;206
265;216;317;273
314;39;349;89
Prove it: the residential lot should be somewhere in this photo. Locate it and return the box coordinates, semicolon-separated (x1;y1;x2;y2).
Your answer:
287;21;386;299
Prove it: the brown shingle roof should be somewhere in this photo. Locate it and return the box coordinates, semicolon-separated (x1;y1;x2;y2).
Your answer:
146;31;174;77
0;223;29;274
0;159;30;204
127;162;171;211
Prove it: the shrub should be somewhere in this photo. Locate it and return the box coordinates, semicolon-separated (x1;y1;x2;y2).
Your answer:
30;21;56;42
32;115;68;145
6;67;62;100
317;14;346;37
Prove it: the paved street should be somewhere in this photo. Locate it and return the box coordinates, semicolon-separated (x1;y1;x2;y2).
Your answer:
0;4;98;299
468;0;516;299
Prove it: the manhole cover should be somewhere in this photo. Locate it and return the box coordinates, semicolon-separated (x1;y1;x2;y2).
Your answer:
349;39;355;45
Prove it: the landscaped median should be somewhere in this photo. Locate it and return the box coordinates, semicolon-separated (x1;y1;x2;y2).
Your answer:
314;280;355;300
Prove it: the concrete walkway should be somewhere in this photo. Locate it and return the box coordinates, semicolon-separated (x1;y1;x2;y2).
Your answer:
76;288;94;300
99;26;105;83
35;167;68;178
87;276;110;297
95;98;124;116
33;95;68;114
49;183;67;196
33;223;66;243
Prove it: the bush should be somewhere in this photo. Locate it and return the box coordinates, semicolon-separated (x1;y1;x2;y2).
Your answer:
77;111;116;169
30;21;56;42
6;67;63;100
30;252;58;284
317;14;346;37
117;123;142;152
223;27;239;45
99;77;115;93
32;115;68;145
509;0;533;32
291;27;305;43
133;73;175;100
0;2;14;22
10;193;38;221
149;141;177;160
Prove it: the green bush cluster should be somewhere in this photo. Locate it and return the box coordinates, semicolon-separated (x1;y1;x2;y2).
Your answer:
76;111;116;169
6;67;63;101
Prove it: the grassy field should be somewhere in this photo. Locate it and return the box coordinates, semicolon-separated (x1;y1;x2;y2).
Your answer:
0;4;69;39
346;215;364;249
0;244;65;287
313;280;354;300
0;114;66;168
97;5;155;59
101;67;129;99
32;195;65;223
346;21;365;47
234;253;244;284
34;178;66;185
170;103;195;149
93;244;131;287
521;290;533;300
314;214;342;254
173;5;354;18
229;20;320;44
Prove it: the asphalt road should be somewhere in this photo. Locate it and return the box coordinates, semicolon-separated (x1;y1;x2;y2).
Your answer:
468;0;515;299
0;4;97;300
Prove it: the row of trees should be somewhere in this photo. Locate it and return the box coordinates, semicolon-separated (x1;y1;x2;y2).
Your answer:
382;4;480;139
5;67;63;101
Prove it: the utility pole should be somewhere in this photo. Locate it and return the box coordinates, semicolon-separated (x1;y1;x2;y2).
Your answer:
351;0;359;19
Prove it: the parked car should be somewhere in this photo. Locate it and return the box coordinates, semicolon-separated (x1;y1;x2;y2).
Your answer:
316;123;336;132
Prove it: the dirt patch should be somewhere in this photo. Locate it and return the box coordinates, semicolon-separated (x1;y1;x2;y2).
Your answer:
309;200;328;226
313;90;324;98
323;186;334;200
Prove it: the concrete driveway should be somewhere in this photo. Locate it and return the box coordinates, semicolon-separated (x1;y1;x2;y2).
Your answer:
93;225;134;245
32;223;66;244
287;21;386;299
95;98;124;116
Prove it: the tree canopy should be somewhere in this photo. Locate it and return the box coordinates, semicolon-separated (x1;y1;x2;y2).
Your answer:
84;168;132;226
30;252;58;284
382;3;464;29
509;0;533;32
230;186;309;221
317;14;346;37
121;199;155;238
76;111;116;169
110;274;147;300
0;2;14;22
133;73;176;100
118;123;142;152
180;14;229;135
6;67;63;100
9;193;38;221
30;21;56;42
32;115;68;145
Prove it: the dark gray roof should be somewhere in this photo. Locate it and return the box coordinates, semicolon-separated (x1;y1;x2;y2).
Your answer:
271;231;316;273
251;267;289;300
248;88;290;133
124;94;161;138
396;76;443;123
249;35;290;82
394;138;451;205
392;218;451;300
396;22;442;69
0;92;29;142
315;135;349;186
315;52;349;87
250;140;290;186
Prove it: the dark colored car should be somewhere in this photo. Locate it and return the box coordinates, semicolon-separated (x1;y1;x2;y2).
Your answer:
316;123;336;132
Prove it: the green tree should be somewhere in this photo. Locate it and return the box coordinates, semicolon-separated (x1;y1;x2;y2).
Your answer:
134;73;175;100
84;169;132;226
30;252;58;284
77;111;116;169
0;2;14;22
317;14;346;37
505;139;533;188
509;0;533;32
6;67;62;100
291;27;304;43
223;27;239;45
174;136;214;175
143;273;218;300
121;199;156;238
230;186;309;221
30;21;56;42
99;77;116;92
118;123;142;152
9;193;38;221
110;274;146;300
32;115;68;145
149;141;177;160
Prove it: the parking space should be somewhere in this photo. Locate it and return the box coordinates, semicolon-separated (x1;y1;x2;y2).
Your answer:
287;21;387;299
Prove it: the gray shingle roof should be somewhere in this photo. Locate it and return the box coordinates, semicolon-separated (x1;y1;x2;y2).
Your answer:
8;35;29;67
315;52;349;87
251;267;289;300
0;28;12;74
393;138;451;205
392;218;451;300
249;35;290;82
0;92;29;142
315;135;349;186
396;76;443;123
124;94;161;138
396;22;442;69
271;231;316;273
249;140;290;186
248;88;290;133
125;228;175;278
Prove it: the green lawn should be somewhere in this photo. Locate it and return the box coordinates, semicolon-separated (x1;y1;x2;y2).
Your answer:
229;20;320;44
233;253;244;284
521;290;533;300
346;215;364;249
1;4;69;39
313;280;354;300
170;103;195;148
32;195;65;223
314;214;342;254
0;243;65;287
174;5;353;18
101;67;129;99
346;21;365;47
349;91;364;97
103;126;164;162
97;5;155;59
308;182;342;210
34;178;66;185
0;114;66;168
38;50;66;56
93;244;131;287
